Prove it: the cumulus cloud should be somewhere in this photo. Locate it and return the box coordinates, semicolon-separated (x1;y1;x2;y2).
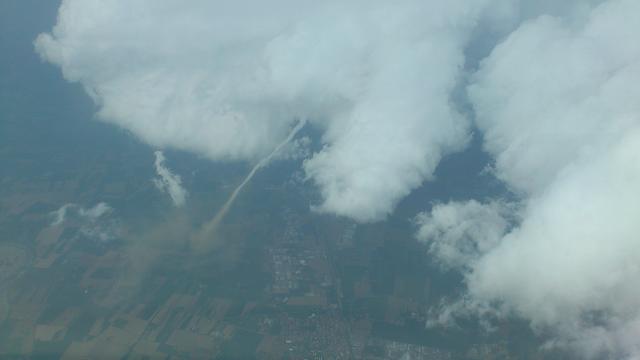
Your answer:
35;0;640;356
415;200;511;270
419;0;640;358
470;0;640;195
470;131;640;356
153;150;187;207
34;0;503;222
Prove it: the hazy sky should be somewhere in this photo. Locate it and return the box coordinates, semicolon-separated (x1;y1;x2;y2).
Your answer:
16;0;640;358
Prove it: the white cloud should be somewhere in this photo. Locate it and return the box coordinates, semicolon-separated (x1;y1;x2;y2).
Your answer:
415;200;511;270
468;130;640;358
423;0;640;357
51;202;112;226
50;203;73;226
50;202;118;242
424;179;640;359
34;0;503;222
80;202;112;220
35;0;640;356
469;0;640;195
153;151;187;207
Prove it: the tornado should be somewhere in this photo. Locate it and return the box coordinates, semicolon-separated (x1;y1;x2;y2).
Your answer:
191;119;307;251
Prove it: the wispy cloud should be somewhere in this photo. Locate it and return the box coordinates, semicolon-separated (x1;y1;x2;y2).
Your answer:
51;202;112;226
153;151;187;207
50;202;118;242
